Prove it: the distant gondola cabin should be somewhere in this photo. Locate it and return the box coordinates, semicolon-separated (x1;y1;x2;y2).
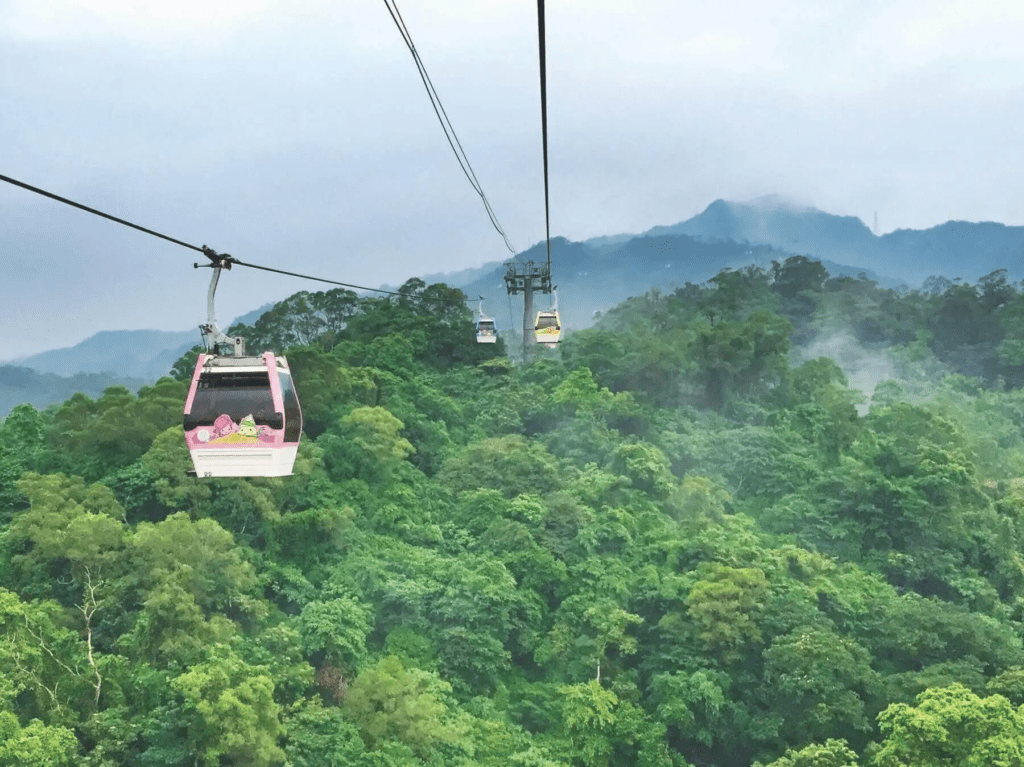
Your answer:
476;315;497;343
535;309;561;346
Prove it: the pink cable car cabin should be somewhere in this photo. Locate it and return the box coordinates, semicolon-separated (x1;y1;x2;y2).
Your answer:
183;352;302;477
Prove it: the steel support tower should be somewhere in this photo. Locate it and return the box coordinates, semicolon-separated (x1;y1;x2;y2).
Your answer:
504;260;553;361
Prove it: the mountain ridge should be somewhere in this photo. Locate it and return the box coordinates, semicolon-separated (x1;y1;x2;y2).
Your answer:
8;303;275;379
652;198;1024;283
9;197;1024;401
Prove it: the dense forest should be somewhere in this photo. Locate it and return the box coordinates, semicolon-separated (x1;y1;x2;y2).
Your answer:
6;261;1024;765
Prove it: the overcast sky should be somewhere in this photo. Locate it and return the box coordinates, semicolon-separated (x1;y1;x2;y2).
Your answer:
4;0;1024;360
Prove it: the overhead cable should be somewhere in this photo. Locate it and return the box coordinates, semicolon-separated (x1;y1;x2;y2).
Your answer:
0;172;202;254
0;172;473;305
536;0;552;274
382;0;521;261
228;257;469;303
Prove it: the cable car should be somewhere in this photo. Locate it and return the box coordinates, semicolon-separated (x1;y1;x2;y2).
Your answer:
184;351;302;477
534;309;560;346
183;250;302;477
476;299;497;343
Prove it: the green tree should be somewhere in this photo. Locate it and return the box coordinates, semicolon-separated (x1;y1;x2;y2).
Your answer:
0;712;78;766
648;668;732;750
4;472;126;629
125;513;258;664
438;434;561;499
319;406;414;483
754;738;859;767
282;347;348;438
41;381;186;481
777;358;861;463
139;427;212;513
298;595;373;677
342;655;463;757
537;594;643;682
552;367;609;414
169;344;203;381
555;680;673;767
172;645;285;767
0;588;93;725
686;563;769;662
771;256;828;300
693;311;791;411
762;626;879;743
608;439;675;498
0;403;47;483
874;683;1024;767
281;699;368;766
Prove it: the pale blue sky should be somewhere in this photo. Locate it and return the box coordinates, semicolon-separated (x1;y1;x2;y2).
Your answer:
3;0;1024;358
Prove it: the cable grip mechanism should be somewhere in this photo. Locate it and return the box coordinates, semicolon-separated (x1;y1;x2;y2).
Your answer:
194;246;245;357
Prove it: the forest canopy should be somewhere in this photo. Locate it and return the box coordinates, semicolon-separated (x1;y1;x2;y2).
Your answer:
5;265;1024;766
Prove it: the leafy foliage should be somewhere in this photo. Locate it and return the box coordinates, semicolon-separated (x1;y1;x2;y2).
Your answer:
5;269;1024;765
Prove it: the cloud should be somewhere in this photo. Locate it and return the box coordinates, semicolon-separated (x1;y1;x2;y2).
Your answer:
798;332;897;412
4;0;274;43
5;1;1024;359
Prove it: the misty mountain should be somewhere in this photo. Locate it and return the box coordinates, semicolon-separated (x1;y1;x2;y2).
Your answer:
651;197;1024;284
454;231;889;336
0;365;149;417
8;207;892;390
12;329;200;380
11;196;1023;390
9;303;275;381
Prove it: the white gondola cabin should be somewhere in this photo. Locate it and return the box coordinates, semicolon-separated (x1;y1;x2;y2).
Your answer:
535;309;561;346
476;306;497;343
183;351;302;477
476;316;497;342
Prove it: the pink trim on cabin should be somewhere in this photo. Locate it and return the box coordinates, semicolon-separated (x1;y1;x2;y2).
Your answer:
265;352;285;413
183;353;207;415
185;439;298;450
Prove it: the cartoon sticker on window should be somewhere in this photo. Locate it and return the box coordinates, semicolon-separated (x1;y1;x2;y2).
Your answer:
207;414;262;444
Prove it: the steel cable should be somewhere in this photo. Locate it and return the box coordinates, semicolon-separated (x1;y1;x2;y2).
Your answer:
0;172;473;305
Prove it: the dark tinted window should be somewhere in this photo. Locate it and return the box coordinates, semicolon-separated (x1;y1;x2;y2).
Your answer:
185;371;279;431
279;372;303;442
536;313;559;330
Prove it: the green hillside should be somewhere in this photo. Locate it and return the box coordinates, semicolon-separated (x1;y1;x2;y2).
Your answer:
4;266;1024;766
0;365;148;418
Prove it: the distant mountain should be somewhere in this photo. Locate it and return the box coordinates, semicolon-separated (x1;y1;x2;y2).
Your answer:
10;303;276;382
0;365;149;417
416;262;505;290
651;197;874;258
650;197;1024;284
877;221;1024;283
12;197;1024;392
584;233;639;251
228;302;276;329
13;329;199;380
456;235;801;334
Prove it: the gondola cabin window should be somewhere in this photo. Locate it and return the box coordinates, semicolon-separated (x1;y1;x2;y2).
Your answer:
185;372;279;431
278;370;303;441
536;314;558;330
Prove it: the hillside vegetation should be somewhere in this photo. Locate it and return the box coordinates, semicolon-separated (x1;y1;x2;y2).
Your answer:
5;264;1024;766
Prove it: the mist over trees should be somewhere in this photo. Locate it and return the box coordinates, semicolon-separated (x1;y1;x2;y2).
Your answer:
5;264;1024;765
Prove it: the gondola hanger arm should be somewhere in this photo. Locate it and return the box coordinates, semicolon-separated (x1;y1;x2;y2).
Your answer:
194;250;245;356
